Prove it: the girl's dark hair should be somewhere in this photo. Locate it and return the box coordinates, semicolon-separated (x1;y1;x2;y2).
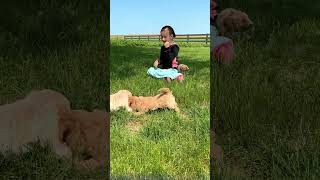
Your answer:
210;0;219;25
161;25;176;37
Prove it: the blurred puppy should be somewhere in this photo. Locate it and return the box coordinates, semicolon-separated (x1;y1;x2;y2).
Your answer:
217;8;253;36
59;109;107;169
128;88;180;115
110;90;132;112
178;64;189;72
0;89;71;157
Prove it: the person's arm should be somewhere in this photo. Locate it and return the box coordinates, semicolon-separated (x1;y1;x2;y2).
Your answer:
158;46;164;68
168;45;179;68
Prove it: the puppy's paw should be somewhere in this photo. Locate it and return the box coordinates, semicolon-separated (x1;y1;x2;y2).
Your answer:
55;142;72;158
126;107;133;112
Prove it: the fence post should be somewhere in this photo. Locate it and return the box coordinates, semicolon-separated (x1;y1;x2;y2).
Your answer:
122;34;209;43
206;34;208;44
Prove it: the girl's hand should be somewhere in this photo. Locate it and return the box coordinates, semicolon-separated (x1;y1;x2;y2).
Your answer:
153;59;159;68
164;41;171;48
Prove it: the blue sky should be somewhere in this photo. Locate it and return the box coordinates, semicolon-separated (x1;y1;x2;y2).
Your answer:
110;0;209;35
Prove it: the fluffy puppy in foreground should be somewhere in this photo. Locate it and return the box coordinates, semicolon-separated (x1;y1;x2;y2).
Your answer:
110;90;132;112
217;8;254;36
128;88;180;115
59;109;107;169
0;89;71;157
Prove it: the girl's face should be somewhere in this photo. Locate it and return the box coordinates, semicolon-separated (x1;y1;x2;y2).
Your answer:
160;28;173;43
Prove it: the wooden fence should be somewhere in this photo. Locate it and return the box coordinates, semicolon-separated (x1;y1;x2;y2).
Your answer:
123;34;210;44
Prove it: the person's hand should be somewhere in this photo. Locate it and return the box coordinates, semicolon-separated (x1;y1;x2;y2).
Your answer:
153;59;159;68
164;41;170;48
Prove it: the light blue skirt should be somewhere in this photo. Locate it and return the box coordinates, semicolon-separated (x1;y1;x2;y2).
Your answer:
147;67;182;79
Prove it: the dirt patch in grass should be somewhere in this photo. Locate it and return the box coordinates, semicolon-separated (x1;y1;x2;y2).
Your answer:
126;120;144;134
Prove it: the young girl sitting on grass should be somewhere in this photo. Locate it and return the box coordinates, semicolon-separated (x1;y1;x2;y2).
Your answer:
147;25;184;83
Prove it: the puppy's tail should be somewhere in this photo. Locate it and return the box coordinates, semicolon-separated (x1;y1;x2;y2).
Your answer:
158;88;171;94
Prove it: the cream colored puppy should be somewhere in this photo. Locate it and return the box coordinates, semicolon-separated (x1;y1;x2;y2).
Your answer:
110;90;132;112
0;89;71;157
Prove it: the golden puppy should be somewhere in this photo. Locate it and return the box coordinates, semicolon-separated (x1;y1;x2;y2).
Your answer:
128;88;180;115
217;8;253;36
0;89;71;157
58;109;107;169
110;90;132;112
178;64;189;72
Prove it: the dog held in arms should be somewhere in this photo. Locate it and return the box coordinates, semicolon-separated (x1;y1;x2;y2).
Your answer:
0;89;72;157
128;88;180;115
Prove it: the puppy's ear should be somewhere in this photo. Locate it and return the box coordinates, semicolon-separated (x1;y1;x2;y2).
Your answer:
58;111;75;142
128;97;133;106
183;65;189;71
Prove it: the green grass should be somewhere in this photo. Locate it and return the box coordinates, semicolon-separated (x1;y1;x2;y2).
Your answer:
0;0;108;178
0;39;108;178
110;40;210;178
213;1;320;178
0;43;108;179
0;143;108;179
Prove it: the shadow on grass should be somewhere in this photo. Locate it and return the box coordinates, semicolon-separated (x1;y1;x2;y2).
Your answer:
0;142;107;179
0;40;107;111
212;17;320;178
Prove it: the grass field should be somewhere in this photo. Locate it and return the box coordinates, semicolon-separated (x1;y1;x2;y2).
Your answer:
0;41;108;179
0;39;108;179
110;40;210;178
213;0;320;179
0;1;109;178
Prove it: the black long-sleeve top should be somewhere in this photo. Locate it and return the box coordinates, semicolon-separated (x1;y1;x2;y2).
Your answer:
159;44;179;69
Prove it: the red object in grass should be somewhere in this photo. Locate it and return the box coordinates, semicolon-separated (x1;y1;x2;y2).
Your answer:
213;40;234;65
